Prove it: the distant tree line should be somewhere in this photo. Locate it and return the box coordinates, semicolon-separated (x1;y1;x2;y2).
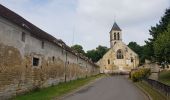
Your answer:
71;45;109;62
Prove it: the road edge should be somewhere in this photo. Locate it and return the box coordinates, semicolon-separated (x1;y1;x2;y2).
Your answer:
53;75;105;100
134;82;153;100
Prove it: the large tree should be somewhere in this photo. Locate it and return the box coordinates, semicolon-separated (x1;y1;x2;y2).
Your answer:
154;24;170;63
71;44;85;54
86;45;109;62
128;42;142;56
145;8;170;62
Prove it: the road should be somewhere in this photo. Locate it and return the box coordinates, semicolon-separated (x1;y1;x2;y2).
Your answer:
62;76;148;100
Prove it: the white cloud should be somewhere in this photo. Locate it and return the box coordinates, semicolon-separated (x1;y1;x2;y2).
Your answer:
0;0;170;51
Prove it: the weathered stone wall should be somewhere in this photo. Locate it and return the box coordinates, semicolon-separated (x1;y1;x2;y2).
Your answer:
0;16;99;99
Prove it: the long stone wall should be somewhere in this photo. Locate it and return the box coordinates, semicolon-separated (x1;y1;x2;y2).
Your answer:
0;16;99;99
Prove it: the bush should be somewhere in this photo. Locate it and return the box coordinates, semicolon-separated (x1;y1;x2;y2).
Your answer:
130;68;151;82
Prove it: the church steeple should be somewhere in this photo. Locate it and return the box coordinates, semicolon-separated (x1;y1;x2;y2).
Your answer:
110;22;122;32
110;22;122;48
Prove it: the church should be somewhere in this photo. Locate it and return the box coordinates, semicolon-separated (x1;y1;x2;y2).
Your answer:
97;22;139;73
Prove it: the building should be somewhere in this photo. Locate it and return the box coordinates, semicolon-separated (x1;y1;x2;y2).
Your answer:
97;22;139;73
0;4;99;99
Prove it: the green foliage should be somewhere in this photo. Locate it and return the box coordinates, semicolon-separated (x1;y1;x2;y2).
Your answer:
145;8;170;63
71;44;85;54
127;42;152;64
158;70;170;86
128;42;143;63
154;24;170;63
86;45;109;62
130;68;151;82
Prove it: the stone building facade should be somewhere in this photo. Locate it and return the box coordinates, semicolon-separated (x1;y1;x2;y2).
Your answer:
97;22;139;73
0;4;99;99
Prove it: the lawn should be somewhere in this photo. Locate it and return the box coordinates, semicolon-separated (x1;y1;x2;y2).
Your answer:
158;70;170;85
135;81;166;100
13;74;104;100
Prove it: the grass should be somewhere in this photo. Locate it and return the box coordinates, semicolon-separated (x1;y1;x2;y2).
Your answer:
158;70;170;85
135;81;167;100
13;74;104;100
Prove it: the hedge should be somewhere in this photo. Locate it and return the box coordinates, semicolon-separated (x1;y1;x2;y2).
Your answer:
130;68;151;82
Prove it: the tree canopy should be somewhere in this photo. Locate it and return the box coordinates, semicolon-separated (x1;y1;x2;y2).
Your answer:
86;45;109;62
71;44;85;54
145;8;170;63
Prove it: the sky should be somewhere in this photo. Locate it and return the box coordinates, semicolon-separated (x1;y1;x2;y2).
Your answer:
0;0;170;51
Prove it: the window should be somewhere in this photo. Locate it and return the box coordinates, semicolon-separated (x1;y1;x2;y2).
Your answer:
114;32;116;40
33;57;39;66
52;56;55;62
42;41;44;49
62;50;64;55
117;49;124;59
131;57;134;62
108;59;110;64
21;32;26;42
117;32;120;40
125;48;128;52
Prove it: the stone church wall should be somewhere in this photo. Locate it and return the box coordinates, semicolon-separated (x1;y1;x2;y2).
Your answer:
0;16;99;99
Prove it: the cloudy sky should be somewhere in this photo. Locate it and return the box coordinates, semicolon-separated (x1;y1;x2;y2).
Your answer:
0;0;170;51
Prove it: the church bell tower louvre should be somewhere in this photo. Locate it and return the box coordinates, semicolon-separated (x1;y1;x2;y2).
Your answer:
110;22;122;48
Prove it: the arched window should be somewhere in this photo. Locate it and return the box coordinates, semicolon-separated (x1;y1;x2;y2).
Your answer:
117;32;120;40
114;32;116;40
108;59;110;64
117;49;123;59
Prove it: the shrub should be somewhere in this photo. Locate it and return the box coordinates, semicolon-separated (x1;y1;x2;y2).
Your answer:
130;68;151;82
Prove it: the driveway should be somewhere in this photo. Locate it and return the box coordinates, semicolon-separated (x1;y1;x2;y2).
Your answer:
62;76;148;100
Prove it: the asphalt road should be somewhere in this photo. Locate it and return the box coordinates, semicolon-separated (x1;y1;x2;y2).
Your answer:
62;76;148;100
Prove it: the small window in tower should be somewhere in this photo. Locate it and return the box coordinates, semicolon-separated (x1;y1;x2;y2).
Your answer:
21;32;26;42
42;41;44;49
114;32;116;40
108;59;110;64
33;57;39;66
117;32;120;40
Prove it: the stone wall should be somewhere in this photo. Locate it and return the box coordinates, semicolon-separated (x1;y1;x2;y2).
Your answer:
0;16;99;99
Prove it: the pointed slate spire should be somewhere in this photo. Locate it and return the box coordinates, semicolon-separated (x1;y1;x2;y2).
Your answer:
110;22;121;33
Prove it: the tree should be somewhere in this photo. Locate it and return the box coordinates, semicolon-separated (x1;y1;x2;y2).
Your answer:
128;42;142;56
154;24;170;63
71;44;85;54
145;8;170;61
86;45;109;62
86;50;99;62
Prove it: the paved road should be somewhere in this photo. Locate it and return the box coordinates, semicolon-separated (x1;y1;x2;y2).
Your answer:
62;76;148;100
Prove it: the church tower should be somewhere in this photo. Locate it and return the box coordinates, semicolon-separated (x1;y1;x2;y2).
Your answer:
110;22;122;48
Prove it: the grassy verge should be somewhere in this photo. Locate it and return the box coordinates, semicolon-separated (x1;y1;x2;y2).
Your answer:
13;74;104;100
158;70;170;86
135;81;166;100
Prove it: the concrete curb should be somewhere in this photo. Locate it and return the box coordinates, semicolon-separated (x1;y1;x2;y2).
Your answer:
134;82;153;100
52;76;105;100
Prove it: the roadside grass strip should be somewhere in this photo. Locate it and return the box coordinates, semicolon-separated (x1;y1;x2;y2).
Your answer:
135;81;166;100
158;70;170;86
13;74;104;100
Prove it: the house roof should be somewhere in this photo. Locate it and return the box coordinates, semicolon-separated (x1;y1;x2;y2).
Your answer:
0;4;98;67
110;22;121;32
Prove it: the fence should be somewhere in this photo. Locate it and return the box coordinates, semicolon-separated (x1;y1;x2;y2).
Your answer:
144;78;170;98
